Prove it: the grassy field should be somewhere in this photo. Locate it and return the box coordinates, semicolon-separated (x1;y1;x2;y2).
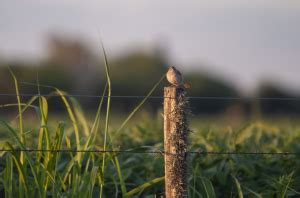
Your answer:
1;104;300;197
1;57;300;197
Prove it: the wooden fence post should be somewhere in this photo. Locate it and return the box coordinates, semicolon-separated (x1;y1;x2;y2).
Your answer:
164;86;189;198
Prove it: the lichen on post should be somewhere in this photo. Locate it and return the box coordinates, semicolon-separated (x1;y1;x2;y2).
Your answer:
164;86;189;198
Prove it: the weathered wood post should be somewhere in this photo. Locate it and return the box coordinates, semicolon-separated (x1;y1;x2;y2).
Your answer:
164;86;189;198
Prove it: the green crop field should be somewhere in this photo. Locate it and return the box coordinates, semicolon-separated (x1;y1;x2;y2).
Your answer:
0;52;300;198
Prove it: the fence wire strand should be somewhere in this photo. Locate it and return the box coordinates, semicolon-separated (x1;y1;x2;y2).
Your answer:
1;149;300;156
0;93;300;101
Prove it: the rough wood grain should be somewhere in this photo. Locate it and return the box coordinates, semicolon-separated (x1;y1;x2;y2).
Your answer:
164;86;189;198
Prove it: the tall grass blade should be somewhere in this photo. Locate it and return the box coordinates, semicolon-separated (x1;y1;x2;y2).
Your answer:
54;89;81;161
70;97;90;137
114;73;165;137
232;175;244;198
100;43;112;197
87;83;107;148
244;187;262;198
124;176;164;197
8;67;24;145
7;146;29;197
14;96;39;120
37;96;50;162
199;177;216;198
8;67;27;197
4;154;13;198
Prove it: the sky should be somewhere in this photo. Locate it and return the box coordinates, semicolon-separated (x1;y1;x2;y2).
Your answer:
1;0;300;95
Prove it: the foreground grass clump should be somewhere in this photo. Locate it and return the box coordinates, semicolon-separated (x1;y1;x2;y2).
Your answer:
0;51;165;197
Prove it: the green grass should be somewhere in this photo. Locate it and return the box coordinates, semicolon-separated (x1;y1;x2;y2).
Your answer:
1;51;300;197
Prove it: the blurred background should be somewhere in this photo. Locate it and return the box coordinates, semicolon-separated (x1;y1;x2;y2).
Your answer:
1;0;300;117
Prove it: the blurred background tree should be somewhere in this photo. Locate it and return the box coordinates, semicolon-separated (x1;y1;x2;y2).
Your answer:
185;72;239;114
257;83;300;115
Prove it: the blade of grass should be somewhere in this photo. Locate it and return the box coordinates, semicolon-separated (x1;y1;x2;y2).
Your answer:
244;186;263;198
7;147;29;197
100;43;112;197
124;176;164;197
112;155;126;196
70;97;90;137
62;158;75;185
39;163;63;197
0;102;38;115
36;73;50;162
8;67;27;197
4;154;13;198
37;97;50;162
199;177;216;198
51;122;65;172
78;166;99;197
113;73;165;139
86;83;107;148
282;173;293;198
8;67;25;163
37;95;52;192
54;89;81;161
232;175;243;198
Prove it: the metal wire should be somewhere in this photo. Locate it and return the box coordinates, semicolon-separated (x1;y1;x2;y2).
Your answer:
1;149;299;156
0;93;300;101
188;151;300;155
